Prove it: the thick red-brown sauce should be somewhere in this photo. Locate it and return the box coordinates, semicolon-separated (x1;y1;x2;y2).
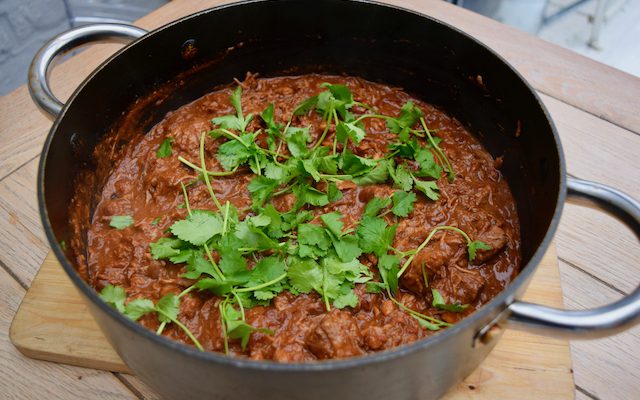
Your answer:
72;75;520;361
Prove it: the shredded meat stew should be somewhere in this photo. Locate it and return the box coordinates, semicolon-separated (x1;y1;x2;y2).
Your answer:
70;74;520;361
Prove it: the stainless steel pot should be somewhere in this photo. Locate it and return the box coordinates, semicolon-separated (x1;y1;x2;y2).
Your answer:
29;1;640;399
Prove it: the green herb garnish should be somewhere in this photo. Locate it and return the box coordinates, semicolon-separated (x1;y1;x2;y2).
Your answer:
109;215;133;230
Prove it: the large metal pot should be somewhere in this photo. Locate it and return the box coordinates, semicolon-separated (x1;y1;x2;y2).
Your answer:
29;1;640;399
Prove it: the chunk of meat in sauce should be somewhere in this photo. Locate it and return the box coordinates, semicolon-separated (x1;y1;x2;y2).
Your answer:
305;310;365;359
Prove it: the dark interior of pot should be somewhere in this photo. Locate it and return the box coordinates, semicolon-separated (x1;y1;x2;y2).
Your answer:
43;0;561;275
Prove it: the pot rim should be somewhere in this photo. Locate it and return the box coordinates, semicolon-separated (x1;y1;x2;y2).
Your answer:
37;0;567;372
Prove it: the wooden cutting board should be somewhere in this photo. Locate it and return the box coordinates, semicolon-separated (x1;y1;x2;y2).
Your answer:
10;244;575;399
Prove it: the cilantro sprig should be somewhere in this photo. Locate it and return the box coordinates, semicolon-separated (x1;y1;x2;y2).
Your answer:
99;284;204;351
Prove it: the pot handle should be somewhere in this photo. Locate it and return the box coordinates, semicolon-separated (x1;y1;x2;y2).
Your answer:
28;23;147;117
496;176;640;340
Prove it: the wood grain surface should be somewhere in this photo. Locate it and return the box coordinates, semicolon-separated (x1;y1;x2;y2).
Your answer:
10;247;574;399
0;0;638;399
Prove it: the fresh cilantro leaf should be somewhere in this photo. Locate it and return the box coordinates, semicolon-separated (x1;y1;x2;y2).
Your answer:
332;234;362;262
195;278;234;295
222;303;273;350
264;161;290;182
259;204;284;238
366;282;386;293
217;249;248;282
364;197;392;217
336;121;366;145
415;316;441;330
248;176;279;208
297;223;331;258
351;159;390;185
320;212;344;237
317;83;355;120
251;256;286;283
431;288;469;312
281;210;314;232
157;138;173;158
212;86;253;132
261;103;284;150
387;101;423;141
378;254;400;294
211;115;246;132
155;293;180;323
292;95;318;116
389;164;413;191
357;216;397;257
151;217;161;225
327;181;343;202
124;298;155;321
293;183;328;208
182;252;218;280
234;219;280;252
389;138;420;158
284;126;311;158
110;215;133;230
99;284;126;313
287;258;323;293
169;248;195;264
301;158;322;181
170;210;223;246
298;223;331;248
392;191;416;217
413;179;440;201
468;240;491;261
341;151;377;176
217;134;253;170
333;289;358;309
149;237;184;259
415;147;442;179
324;257;371;283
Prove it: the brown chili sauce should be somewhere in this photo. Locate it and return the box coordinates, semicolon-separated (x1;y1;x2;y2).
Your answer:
70;74;520;361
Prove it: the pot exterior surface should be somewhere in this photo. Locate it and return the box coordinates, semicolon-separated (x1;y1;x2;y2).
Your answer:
39;1;562;398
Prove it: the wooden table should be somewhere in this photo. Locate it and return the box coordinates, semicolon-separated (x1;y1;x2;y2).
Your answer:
0;0;638;399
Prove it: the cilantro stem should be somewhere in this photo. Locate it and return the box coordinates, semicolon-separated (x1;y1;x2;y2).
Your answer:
396;225;471;279
422;264;429;289
272;120;291;165
156;309;204;351
180;182;192;216
352;113;395;124
262;147;290;159
312;106;333;152
199;132;224;211
154;287;196;336
385;287;450;327
322;263;331;312
219;301;229;355
222;201;231;236
232;291;246;321
203;243;225;281
217;129;250;148
253;154;261;175
420;117;455;182
179;285;197;298
353;101;374;111
178;156;238;176
273;182;295;197
235;273;287;293
332;108;340;154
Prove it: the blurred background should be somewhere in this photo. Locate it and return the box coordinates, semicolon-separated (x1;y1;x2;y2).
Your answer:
0;0;638;96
